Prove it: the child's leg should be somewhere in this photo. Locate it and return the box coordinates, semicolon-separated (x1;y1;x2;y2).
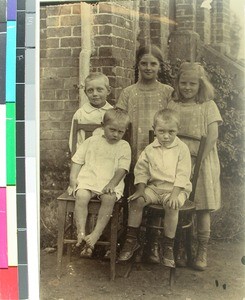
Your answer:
128;196;150;227
164;206;179;238
85;193;116;248
194;210;210;271
75;189;92;246
161;206;179;268
118;196;151;262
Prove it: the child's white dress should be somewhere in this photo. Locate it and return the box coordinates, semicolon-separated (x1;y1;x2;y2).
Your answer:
72;135;131;199
168;100;223;211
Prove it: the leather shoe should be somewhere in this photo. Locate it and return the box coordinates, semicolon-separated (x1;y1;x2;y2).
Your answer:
118;238;140;262
147;242;160;264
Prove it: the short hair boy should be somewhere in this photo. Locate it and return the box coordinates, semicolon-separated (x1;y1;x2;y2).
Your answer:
118;108;192;267
69;72;113;151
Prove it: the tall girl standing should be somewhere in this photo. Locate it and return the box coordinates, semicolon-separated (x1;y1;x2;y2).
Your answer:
168;62;222;270
116;45;173;165
116;45;173;263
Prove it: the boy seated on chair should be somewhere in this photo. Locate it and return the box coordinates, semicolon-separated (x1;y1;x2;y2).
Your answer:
68;72;113;151
118;108;192;268
67;108;131;258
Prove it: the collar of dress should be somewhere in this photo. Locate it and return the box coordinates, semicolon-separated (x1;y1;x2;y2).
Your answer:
152;136;179;149
83;101;112;113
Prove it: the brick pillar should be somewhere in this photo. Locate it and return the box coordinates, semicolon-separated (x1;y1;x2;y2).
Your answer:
168;30;201;63
168;0;201;63
137;0;151;47
90;1;137;104
196;0;211;44
211;0;230;54
175;0;196;31
149;0;170;59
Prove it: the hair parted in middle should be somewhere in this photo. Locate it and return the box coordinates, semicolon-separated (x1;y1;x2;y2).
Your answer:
103;108;130;127
134;44;172;85
153;108;180;128
173;62;215;103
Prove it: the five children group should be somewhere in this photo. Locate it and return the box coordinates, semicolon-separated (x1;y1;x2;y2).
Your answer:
67;45;222;271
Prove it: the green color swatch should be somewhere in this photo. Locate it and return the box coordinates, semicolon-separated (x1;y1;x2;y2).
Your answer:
6;103;16;185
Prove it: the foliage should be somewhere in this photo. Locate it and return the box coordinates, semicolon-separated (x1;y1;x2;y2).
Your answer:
40;151;71;192
211;179;245;241
201;59;245;182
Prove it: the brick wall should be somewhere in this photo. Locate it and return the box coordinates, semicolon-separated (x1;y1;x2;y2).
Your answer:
40;4;81;161
40;2;139;162
175;0;197;31
40;0;233;163
196;0;211;44
90;1;137;104
211;0;230;53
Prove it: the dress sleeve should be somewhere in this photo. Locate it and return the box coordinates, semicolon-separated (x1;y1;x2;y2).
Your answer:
71;137;90;165
164;85;174;103
174;143;192;191
115;88;129;111
117;141;131;172
206;100;223;126
134;150;151;185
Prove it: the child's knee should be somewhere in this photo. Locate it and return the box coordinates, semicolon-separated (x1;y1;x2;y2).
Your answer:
129;197;146;210
76;189;91;202
100;193;117;205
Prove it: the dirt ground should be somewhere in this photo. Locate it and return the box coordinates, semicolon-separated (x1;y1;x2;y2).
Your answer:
40;239;245;300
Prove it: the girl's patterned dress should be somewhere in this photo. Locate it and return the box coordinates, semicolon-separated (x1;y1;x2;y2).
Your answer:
116;81;173;166
168;100;222;210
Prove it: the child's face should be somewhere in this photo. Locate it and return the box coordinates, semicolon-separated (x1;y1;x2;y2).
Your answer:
103;120;127;144
178;71;199;103
154;119;178;147
138;54;160;81
85;78;110;108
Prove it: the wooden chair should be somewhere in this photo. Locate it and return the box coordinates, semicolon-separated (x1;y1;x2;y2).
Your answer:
56;120;131;280
123;132;206;287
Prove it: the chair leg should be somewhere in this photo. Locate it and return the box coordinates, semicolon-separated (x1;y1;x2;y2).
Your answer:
57;201;67;279
169;268;176;288
110;204;120;281
185;226;193;265
67;212;74;262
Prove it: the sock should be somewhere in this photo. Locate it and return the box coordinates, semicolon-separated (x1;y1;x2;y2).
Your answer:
163;235;175;248
127;226;139;239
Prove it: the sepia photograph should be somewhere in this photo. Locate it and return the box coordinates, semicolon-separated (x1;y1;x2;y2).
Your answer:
39;0;245;299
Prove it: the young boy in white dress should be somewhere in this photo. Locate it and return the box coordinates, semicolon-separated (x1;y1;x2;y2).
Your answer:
68;108;131;257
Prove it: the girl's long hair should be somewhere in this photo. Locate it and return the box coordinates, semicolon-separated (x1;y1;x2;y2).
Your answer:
134;45;172;85
173;62;215;103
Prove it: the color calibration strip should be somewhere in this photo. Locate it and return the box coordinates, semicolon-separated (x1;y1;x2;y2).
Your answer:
0;0;40;299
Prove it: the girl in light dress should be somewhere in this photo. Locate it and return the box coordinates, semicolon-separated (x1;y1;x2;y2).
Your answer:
168;62;222;270
116;45;174;263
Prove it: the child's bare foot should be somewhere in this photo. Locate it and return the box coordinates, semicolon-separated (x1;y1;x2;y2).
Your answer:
80;246;93;258
84;232;100;249
76;232;85;247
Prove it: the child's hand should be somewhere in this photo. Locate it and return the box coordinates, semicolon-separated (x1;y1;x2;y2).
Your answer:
128;190;147;202
102;183;116;194
67;186;76;197
167;196;180;210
